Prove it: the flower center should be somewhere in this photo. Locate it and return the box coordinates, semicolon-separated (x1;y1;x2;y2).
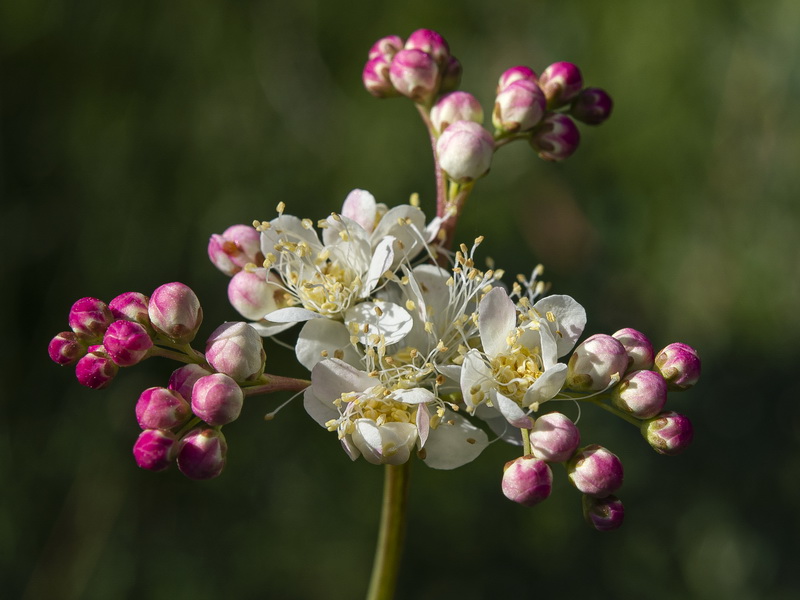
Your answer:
490;345;543;404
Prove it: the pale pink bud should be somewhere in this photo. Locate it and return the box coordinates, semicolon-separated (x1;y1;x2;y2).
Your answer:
177;428;227;480
529;412;581;463
566;333;629;392
501;455;553;507
108;292;151;326
205;321;266;381
208;224;263;277
571;87;613;125
530;113;581;161
133;429;178;472
368;35;404;60
538;61;583;108
389;48;439;103
431;91;484;133
492;79;546;133
148;282;203;344
68;297;113;341
497;65;538;94
567;444;624;498
435;120;494;183
363;56;397;98
439;56;462;93
168;364;213;401
136;387;191;430
655;343;701;391
611;369;668;419
227;270;283;321
641;411;693;455
75;346;119;389
48;331;86;366
103;320;153;367
582;494;625;531
612;327;655;372
404;29;450;65
191;373;244;426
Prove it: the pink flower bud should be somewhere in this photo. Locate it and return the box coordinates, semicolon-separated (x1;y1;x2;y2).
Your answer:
148;282;203;344
529;412;581;463
48;331;86;366
570;87;613;125
492;79;546;133
368;35;404;61
168;363;213;401
227;270;284;321
530;113;581;161
582;494;625;531
68;297;113;341
205;322;266;381
108;292;151;326
612;327;655;372
136;387;191;430
538;61;583;108
497;65;538;94
430;91;484;134
75;346;119;389
404;29;449;65
103;320;153;367
435;120;494;183
501;455;553;507
389;48;439;103
207;225;263;276
611;369;667;419
177;428;227;480
439;56;462;93
567;444;624;498
655;343;701;391
191;373;244;426
133;429;178;471
641;411;693;455
566;333;629;392
363;56;397;98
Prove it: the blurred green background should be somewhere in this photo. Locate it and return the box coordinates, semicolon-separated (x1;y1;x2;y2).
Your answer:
3;0;800;598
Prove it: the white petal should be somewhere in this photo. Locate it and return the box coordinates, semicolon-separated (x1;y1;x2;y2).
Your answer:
341;189;378;233
295;319;362;371
266;307;325;323
436;364;462;384
372;205;427;265
302;387;339;427
460;349;493;410
362;236;396;295
340;435;362;461
260;215;320;256
479;287;516;357
249;320;297;337
309;359;375;403
392;387;436;405
352;420;417;465
422;411;489;470
416;404;431;447
494;392;534;428
533;295;586;358
523;363;567;408
345;301;413;346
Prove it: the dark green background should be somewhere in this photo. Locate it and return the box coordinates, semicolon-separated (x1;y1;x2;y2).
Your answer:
4;1;799;598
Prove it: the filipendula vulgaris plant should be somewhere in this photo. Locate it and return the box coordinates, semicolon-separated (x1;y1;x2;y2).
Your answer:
48;29;700;600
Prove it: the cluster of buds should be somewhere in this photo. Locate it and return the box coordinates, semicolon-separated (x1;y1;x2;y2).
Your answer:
48;283;274;480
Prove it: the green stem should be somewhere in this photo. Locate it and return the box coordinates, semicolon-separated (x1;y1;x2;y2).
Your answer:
366;462;411;600
585;398;642;428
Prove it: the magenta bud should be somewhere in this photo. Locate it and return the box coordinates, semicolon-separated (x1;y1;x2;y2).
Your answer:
205;321;266;381
492;79;546;133
497;65;538;94
108;292;151;326
655;343;701;391
133;429;178;471
48;331;86;366
501;455;553;507
136;387;191;430
404;29;450;65
436;120;494;183
567;444;624;498
530;412;581;463
177;428;227;480
582;494;625;531
431;91;484;134
363;56;398;98
389;48;439;103
68;297;113;341
566;333;629;392
538;61;583;108
227;270;283;321
612;327;655;372
148;282;203;344
103;320;153;367
75;346;119;389
530;113;581;161
368;35;404;61
439;55;462;93
611;370;668;419
570;87;613;125
168;363;213;401
641;411;693;455
208;224;263;277
191;373;244;426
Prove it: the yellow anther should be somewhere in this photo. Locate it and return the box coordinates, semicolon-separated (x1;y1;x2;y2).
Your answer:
276;201;285;214
405;300;416;311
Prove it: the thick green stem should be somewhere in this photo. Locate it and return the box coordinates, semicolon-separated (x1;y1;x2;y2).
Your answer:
366;462;411;600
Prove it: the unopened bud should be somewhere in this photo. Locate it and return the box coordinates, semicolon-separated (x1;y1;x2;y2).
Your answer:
582;494;625;531
205;321;266;381
612;327;655;372
538;61;583;108
431;91;484;134
497;65;538;94
108;292;151;326
168;363;213;401
529;412;581;463
48;331;86;366
566;333;628;392
439;56;462;93
363;56;397;98
191;373;244;426
389;48;439;103
405;29;450;65
492;79;546;133
655;343;701;391
136;387;191;430
133;429;178;472
75;345;119;389
641;411;693;455
68;297;113;341
436;120;494;183
567;444;624;498
103;320;153;367
368;34;404;61
177;428;227;480
570;87;613;125
208;225;263;277
530;113;581;161
148;282;203;344
227;270;283;321
611;369;667;419
501;455;553;507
